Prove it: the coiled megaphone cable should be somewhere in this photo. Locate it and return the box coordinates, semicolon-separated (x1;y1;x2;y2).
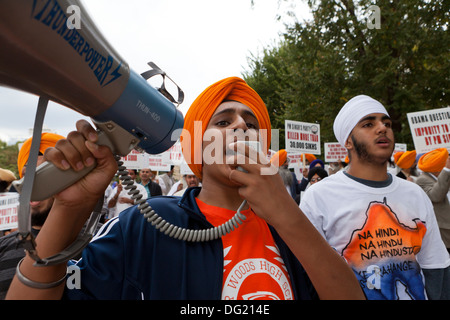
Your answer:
115;156;247;242
115;147;286;242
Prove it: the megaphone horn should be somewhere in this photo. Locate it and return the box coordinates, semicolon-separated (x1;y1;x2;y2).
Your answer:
0;0;184;153
0;0;185;200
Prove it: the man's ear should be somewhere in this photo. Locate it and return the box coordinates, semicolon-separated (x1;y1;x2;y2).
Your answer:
344;134;353;150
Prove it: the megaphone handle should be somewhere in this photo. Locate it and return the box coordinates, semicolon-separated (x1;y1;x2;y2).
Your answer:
28;159;96;201
14;131;110;201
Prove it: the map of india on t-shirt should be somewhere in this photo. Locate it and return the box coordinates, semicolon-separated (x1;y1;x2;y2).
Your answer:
342;198;427;300
196;198;293;300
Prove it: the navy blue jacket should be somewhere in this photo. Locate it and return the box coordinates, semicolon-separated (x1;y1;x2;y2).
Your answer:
65;187;318;300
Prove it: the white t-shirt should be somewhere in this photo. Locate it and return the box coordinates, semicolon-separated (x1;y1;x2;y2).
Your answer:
107;182;148;218
300;170;450;300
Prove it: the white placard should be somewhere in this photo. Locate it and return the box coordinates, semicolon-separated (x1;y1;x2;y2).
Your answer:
285;120;320;155
179;161;194;175
392;143;407;157
286;153;304;168
121;149;149;169
324;142;348;162
0;192;19;231
148;153;171;171
407;107;450;153
167;141;184;165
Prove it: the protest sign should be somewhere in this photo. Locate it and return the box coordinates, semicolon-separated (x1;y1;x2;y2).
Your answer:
324;143;348;162
286;153;304;168
0;192;19;231
285;120;320;155
167;141;184;165
121;149;149;169
392;143;407;157
148;153;172;171
407;107;450;153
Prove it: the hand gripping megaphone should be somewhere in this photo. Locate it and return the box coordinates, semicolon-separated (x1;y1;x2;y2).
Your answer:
0;0;184;200
0;0;185;265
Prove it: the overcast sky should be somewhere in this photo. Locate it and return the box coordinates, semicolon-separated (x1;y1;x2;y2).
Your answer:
0;0;311;144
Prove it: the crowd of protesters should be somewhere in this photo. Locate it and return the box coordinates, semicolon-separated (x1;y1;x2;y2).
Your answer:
0;77;449;301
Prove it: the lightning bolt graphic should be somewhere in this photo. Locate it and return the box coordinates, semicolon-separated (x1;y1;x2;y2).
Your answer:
31;0;38;17
103;61;123;87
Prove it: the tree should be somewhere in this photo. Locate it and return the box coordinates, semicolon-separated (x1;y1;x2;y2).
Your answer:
244;0;449;152
0;140;20;177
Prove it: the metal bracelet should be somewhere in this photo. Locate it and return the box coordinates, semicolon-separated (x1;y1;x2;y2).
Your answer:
15;258;66;289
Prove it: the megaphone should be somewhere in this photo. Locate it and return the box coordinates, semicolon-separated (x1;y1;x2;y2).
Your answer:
0;0;184;200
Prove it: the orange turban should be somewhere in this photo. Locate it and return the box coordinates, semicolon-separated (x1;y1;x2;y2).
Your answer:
270;149;287;167
418;148;449;173
181;77;271;179
17;132;65;178
396;150;416;169
393;151;404;164
301;154;316;163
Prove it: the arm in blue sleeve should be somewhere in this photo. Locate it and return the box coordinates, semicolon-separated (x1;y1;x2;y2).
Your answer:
64;217;125;300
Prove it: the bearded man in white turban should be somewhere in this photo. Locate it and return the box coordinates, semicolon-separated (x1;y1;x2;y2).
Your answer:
300;95;450;300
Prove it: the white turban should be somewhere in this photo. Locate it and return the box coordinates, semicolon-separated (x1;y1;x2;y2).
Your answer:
333;95;389;147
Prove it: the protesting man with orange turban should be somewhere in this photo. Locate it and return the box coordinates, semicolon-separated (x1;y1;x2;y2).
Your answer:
394;150;419;181
0;132;64;299
16;133;65;179
7;77;363;301
416;148;450;255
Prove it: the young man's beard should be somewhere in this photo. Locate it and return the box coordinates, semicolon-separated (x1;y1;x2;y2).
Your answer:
351;135;392;165
31;207;51;228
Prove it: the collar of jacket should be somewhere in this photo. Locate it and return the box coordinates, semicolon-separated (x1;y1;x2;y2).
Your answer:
176;187;211;225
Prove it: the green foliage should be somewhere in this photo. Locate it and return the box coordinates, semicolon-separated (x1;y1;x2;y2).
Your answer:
0;140;20;177
244;0;449;153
